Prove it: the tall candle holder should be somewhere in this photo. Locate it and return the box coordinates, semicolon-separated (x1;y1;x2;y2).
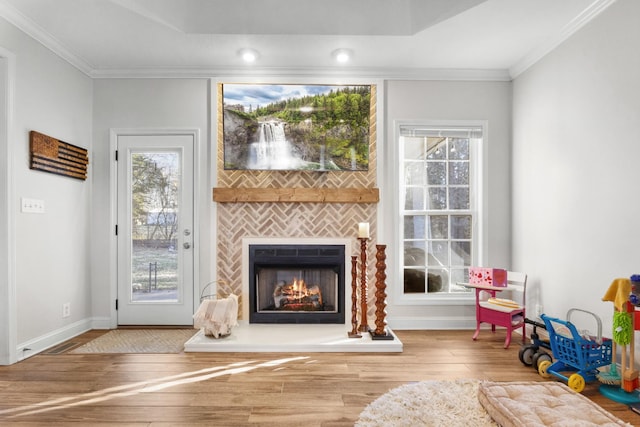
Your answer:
371;244;394;340
358;237;370;333
348;255;361;338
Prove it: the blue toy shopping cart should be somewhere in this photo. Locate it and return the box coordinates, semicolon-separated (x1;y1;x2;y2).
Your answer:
539;309;613;392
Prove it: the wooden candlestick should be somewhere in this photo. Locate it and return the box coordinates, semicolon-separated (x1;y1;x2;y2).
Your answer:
358;237;370;333
348;256;361;338
371;244;393;340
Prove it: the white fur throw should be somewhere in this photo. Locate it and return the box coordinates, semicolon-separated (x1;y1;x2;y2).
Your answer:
193;294;239;338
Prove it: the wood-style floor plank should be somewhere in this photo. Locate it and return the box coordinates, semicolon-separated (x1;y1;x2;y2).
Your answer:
0;330;637;426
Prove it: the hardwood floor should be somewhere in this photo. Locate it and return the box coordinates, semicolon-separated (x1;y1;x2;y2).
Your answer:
0;329;638;426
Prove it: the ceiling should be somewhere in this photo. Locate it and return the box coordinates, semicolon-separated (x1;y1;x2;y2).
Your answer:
0;0;614;79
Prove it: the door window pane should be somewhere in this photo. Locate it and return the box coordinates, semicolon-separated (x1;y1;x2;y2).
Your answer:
130;152;181;302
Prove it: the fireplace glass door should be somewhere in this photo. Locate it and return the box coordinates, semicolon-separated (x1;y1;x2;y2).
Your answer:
256;268;338;314
248;244;345;324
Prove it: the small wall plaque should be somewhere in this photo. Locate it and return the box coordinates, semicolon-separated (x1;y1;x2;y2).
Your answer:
29;131;88;180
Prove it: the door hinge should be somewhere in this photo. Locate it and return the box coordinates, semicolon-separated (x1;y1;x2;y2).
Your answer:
115;299;118;310
115;150;118;161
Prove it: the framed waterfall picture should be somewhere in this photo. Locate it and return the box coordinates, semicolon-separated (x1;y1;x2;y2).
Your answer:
222;83;371;171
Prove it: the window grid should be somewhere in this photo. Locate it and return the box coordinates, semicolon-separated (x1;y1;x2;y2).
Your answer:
401;135;475;295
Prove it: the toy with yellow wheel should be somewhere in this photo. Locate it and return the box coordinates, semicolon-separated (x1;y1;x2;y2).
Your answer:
538;310;612;393
538;359;552;379
568;373;586;393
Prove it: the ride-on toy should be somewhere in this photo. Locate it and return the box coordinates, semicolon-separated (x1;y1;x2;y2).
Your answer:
518;317;552;370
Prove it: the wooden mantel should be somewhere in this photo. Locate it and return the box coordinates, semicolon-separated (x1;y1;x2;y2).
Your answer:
213;187;379;203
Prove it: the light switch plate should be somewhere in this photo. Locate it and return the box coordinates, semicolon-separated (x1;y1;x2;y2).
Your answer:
21;197;45;213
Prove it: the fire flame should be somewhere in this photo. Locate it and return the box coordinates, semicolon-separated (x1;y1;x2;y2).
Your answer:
273;278;323;309
291;278;307;300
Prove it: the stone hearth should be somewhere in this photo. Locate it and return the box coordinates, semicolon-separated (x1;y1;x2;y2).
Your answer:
184;322;402;352
184;237;402;352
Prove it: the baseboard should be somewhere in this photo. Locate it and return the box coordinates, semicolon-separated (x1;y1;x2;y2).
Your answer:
90;316;113;330
388;317;529;340
388;316;476;330
16;318;93;361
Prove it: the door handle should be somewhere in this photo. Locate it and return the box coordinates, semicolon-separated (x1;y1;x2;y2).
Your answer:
183;242;191;249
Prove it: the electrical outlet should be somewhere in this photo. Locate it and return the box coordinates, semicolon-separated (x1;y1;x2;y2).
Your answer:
62;302;71;318
535;304;543;318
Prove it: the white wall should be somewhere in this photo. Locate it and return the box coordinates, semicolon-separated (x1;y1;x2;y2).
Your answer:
512;0;640;340
91;78;210;324
384;80;513;329
0;17;93;362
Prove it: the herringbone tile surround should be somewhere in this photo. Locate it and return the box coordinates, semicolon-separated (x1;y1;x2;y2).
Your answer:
215;84;379;320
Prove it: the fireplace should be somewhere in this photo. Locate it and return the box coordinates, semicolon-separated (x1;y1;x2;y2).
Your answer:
248;244;346;324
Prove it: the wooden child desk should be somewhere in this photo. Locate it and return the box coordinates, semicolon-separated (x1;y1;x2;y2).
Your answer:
463;282;526;349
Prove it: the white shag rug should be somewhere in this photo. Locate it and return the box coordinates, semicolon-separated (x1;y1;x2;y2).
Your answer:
356;379;497;427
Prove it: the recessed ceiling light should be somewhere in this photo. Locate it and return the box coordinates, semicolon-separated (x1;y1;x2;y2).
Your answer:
238;48;259;63
332;48;353;64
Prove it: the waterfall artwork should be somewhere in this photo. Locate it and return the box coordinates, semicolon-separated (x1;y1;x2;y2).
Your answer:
248;121;301;170
222;83;371;171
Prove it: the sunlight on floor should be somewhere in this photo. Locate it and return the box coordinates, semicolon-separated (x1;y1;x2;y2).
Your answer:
0;356;309;419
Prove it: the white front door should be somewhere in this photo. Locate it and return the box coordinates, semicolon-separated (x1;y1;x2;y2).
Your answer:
116;133;195;325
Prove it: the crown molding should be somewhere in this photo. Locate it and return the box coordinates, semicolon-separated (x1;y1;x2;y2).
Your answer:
0;0;94;76
89;66;512;81
509;0;617;79
8;0;610;83
0;0;511;82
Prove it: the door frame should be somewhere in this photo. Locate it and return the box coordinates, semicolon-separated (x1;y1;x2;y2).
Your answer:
0;48;17;364
109;128;201;328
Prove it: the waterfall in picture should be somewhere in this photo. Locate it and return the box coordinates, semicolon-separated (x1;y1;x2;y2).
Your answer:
319;145;325;169
247;121;303;170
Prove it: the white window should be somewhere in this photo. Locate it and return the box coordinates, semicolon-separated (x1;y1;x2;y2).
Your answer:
398;122;483;299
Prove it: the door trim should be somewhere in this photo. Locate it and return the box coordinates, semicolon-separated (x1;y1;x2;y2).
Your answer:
109;128;201;328
0;48;17;364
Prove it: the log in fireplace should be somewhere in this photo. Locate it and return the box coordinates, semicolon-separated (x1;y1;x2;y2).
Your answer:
248;244;345;324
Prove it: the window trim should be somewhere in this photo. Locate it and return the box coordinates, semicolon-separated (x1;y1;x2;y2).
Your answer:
393;120;487;305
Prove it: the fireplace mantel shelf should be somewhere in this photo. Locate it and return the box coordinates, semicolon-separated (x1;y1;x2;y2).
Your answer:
213;187;379;203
